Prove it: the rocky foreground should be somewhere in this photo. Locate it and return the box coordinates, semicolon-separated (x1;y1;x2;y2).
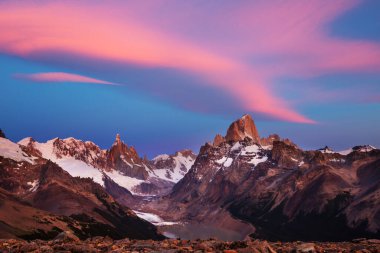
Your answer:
1;235;380;253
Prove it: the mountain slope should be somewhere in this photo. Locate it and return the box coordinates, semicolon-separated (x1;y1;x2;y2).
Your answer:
0;187;79;240
0;139;164;240
165;114;380;241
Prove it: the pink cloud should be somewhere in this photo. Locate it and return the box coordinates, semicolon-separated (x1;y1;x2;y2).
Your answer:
16;72;116;85
1;1;378;123
223;1;380;77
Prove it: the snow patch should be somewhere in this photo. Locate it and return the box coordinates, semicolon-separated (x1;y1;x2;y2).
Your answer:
248;156;268;167
241;145;260;155
54;158;105;186
27;180;39;192
231;142;242;152
216;157;228;164
152;154;170;161
223;157;233;167
338;149;352;155
104;170;144;193
133;210;179;226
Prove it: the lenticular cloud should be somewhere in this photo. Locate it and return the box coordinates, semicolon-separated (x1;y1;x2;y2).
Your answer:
16;72;117;85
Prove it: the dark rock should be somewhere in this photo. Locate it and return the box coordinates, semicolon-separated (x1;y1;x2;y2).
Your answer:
0;129;5;138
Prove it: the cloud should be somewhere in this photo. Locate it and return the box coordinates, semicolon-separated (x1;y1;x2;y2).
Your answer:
0;1;378;123
16;72;117;85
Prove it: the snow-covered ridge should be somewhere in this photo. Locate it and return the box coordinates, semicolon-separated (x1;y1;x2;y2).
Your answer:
152;154;170;161
19;137;106;186
16;137;151;193
338;145;377;155
18;137;34;147
0;137;35;164
152;150;196;183
313;145;377;155
14;136;197;195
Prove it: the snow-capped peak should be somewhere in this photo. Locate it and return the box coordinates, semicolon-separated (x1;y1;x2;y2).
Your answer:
152;154;170;162
18;137;34;147
152;150;196;183
338;145;377;155
0;137;35;164
318;146;334;154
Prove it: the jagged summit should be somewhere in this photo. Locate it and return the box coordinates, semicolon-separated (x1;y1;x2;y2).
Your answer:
115;133;121;143
352;145;376;152
225;114;260;144
113;133;124;147
318;146;334;153
213;134;225;146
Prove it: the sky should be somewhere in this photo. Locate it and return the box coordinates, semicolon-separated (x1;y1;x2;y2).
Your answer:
0;0;380;157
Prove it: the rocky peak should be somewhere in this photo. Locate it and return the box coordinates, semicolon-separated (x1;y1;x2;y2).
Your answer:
176;149;196;158
318;146;334;154
107;134;148;179
225;114;260;144
115;133;121;145
352;145;376;152
213;134;225;146
260;134;281;146
109;134;134;160
18;137;43;158
18;137;35;146
261;134;297;148
271;140;302;167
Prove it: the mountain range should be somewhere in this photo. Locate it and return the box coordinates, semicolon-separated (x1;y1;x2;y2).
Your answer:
0;114;379;241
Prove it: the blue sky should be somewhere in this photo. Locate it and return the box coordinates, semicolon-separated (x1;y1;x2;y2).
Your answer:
0;0;379;157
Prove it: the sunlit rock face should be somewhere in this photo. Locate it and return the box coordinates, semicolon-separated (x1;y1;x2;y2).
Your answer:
225;114;261;144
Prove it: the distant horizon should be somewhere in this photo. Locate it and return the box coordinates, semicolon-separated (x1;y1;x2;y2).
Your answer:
2;112;378;159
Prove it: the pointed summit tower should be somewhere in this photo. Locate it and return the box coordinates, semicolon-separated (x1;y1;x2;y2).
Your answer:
107;134;148;179
225;114;261;144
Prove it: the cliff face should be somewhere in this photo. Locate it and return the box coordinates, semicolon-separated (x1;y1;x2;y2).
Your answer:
225;114;260;144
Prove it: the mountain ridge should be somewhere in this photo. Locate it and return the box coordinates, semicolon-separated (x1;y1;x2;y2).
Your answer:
151;115;380;241
1;114;379;241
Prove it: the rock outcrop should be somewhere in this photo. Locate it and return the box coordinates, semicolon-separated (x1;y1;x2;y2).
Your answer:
213;134;225;146
107;134;149;180
225;114;260;144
